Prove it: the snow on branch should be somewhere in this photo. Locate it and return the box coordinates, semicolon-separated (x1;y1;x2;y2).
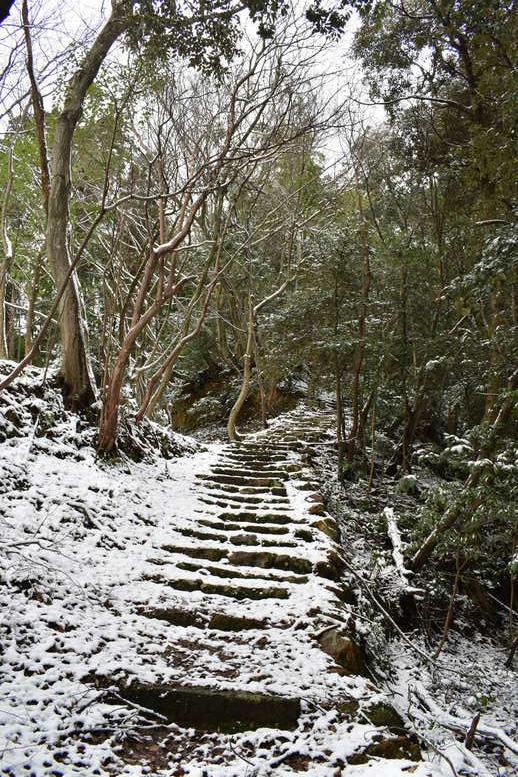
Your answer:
383;507;424;596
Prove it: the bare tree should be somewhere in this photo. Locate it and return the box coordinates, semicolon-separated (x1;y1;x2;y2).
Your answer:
227;278;291;441
97;30;325;452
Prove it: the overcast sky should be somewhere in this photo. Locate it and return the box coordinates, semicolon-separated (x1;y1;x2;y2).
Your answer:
0;0;383;154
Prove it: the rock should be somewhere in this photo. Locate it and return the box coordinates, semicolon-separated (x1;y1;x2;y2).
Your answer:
396;474;419;495
314;550;345;581
311;518;341;543
347;753;369;765
364;734;421;761
4;406;23;428
308;503;325;516
318;628;367;676
297;481;320;491
325;583;357;605
337;698;359;717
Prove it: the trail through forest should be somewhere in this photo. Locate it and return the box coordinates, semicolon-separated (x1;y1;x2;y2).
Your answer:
0;375;446;776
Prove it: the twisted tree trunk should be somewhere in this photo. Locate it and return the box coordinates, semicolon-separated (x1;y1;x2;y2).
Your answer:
227;297;254;442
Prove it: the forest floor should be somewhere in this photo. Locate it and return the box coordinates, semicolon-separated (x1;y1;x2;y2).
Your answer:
0;362;516;777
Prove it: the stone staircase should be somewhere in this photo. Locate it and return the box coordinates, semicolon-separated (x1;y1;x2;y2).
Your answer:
105;406;430;773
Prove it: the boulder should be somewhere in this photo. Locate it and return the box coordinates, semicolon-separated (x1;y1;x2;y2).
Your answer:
318;628;367;676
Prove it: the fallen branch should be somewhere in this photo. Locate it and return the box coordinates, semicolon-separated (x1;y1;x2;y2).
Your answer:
412;684;518;756
107;691;168;723
383;507;424;596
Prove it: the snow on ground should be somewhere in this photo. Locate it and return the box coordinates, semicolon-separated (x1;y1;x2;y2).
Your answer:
0;366;451;776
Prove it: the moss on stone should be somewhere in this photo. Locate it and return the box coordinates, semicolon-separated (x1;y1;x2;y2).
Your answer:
336;698;359;717
363;701;404;729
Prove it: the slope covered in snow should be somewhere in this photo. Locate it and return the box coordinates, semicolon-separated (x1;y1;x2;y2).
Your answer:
0;364;502;776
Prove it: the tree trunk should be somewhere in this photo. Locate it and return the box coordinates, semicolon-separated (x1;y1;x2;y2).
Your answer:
0;144;14;359
483;289;503;422
22;0;50;214
97;295;164;453
227;297;254;442
336;367;345;480
227;277;291;441
46;4;126;409
346;166;371;471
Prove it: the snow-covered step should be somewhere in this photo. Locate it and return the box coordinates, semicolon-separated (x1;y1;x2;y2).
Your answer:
197;480;288;496
197;517;290;535
214;510;300;524
199;496;292;511
142;572;291;600
175;559;309;585
196;472;286;488
175;525;298;548
211;465;290;479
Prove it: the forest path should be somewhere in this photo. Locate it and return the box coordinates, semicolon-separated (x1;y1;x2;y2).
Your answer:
111;406;435;773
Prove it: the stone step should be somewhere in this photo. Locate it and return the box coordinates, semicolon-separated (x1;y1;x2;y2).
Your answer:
137;605;279;632
217;462;292;475
266;431;327;438
218;460;298;472
142;573;290;600
207;613;270;631
177;526;228;543
161;544;227;562
199;497;292;512
228;549;312;575
137;605;203;628
238;442;294;450
197;473;285;488
223;447;289;459
231;447;294;456
175;528;296;548
159;545;313;576
203;498;290;511
176;560;308;584
211;466;289;480
199;495;264;506
216;511;297;525
220;459;289;469
199;481;287;497
116;683;300;732
198;518;290;535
